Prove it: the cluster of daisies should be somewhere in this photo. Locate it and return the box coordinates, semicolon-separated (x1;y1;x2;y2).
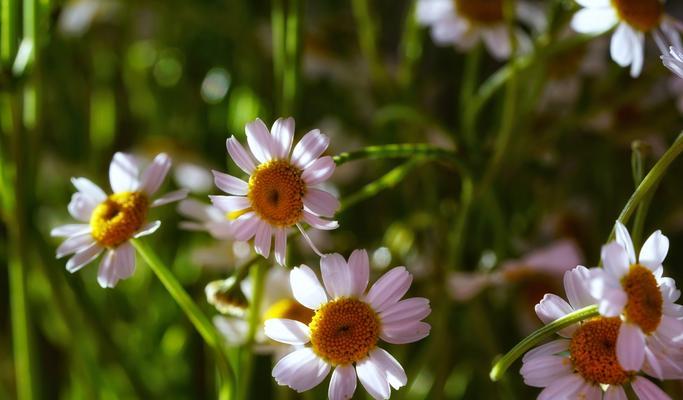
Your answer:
51;118;431;399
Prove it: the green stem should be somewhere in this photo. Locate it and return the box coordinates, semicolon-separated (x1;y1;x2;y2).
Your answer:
271;0;286;112
340;159;421;212
1;0;18;66
489;305;599;382
282;0;301;115
239;263;266;400
333;143;459;166
396;0;421;89
351;0;386;87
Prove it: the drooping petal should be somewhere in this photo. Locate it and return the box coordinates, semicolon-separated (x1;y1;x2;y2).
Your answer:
364;267;412;313
254;220;273;258
290;264;328;309
570;7;617;34
564;266;596;310
68;192;97;222
274;228;287;266
301;156;335;185
534;294;576;338
134;221;161;238
604;385;628;400
226;136;256;174
639;230;669;271
231;212;259;241
96;250;118;288
520;355;573;387
482;25;511;61
56;233;96;258
631;376;671;400
601;242;630;280
112;241;136;280
348;249;370;296
598;288;628;317
71;177;107;202
151;189;189;207
109;152;140;192
271;117;295;159
264;318;311;345
321;253;353;299
368;348;407;390
380;321;431;344
303;188;339;218
51;224;91;238
380;298;431;326
245;118;274;164
291;129;330;170
629;30;645;78
356;356;391;400
617;322;645;371
303;211;339;230
329;364;357;400
140;153;171;195
212;170;249;195
614;221;636;264
66;243;103;273
272;348;330;392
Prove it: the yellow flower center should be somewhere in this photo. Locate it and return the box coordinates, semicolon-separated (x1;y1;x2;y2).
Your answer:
309;298;380;366
611;0;663;32
621;264;663;334
247;160;305;227
263;298;315;325
90;191;149;247
454;0;504;25
569;317;632;385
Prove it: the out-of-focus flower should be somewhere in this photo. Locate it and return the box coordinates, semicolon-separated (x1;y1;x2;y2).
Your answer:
521;266;673;399
590;222;683;379
210;117;339;266
264;250;430;399
58;0;120;37
177;199;232;240
51;153;188;288
173;162;214;194
662;46;683;79
571;0;682;77
416;0;542;60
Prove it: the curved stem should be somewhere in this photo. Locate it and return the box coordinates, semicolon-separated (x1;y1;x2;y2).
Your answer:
333;143;459;167
489;305;599;382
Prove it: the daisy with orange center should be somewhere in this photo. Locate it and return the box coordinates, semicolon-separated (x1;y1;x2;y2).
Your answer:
590;222;683;380
210;117;339;266
51;153;188;288
264;250;431;399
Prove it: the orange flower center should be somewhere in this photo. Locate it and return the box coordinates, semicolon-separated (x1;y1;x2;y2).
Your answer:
454;0;504;25
90;191;149;247
621;264;663;334
611;0;663;32
247;160;305;227
569;317;632;385
263;298;315;325
309;298;380;365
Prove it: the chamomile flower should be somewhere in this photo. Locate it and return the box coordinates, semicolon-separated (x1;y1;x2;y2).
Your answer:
571;0;683;77
210;117;339;266
522;266;673;399
662;46;683;79
590;222;683;379
51;152;188;288
264;250;431;399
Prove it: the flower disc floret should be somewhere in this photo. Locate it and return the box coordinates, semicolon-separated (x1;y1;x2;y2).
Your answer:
612;0;663;32
263;298;315;325
90;191;149;247
569;317;631;385
455;0;504;25
247;160;306;227
309;298;380;366
621;264;663;334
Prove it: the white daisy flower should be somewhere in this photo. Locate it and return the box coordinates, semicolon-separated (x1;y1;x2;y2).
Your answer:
264;250;431;399
416;0;539;60
210;117;339;266
662;46;683;79
177;198;233;239
522;266;674;399
590;222;683;379
571;0;683;77
51;153;188;288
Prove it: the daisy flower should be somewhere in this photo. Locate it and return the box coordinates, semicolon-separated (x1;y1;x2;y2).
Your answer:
210;117;339;266
571;0;683;77
522;266;674;399
177;198;233;239
662;46;683;79
51;152;188;288
416;0;539;60
590;222;683;380
264;250;431;399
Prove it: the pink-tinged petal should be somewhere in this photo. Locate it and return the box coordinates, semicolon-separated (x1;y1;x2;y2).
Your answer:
96;250;118;288
264;318;310;345
71;177;107;202
321;253;353;299
209;195;250;213
380;321;430;344
601;242;630;280
272;348;330;392
537;374;585;400
348;249;370;296
226;136;256;174
205;221;233;240
290;264;328;309
212;170;248;195
639;230;669;271
112;241;136;280
368;348;407;390
617;322;645;371
68;192;97;221
365;267;412;313
66;243;103;273
303;188;339;217
576;383;602;400
598;288;627;317
534;294;576;338
151;189;188;207
631;376;672;400
564;266;596;310
356;356;391;400
329;364;357;400
380;298;431;326
231;212;259;241
482;25;511;61
570;7;618;34
178;199;224;223
109;152;140;192
604;385;628;400
614;221;636;264
520;355;572;387
522;339;570;363
254;221;272;258
655;315;683;344
245;118;274;164
271;117;295;159
644;345;664;380
56;233;96;258
291;129;330;169
274;228;287;266
303;211;338;230
301;156;335;185
134;221;161;238
51;224;90;238
140;153;171;195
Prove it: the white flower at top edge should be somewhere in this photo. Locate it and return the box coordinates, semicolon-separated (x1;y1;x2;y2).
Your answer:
210;117;339;266
662;46;683;79
416;0;541;60
51;152;189;288
264;250;431;399
571;0;683;77
521;266;674;399
590;221;683;381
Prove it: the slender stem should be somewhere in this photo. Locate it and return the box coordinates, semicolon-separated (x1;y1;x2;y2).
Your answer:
461;44;482;145
333;143;459;166
351;0;385;87
340;160;421;212
397;0;421;89
282;0;301;115
239;263;266;400
489;305;599;381
271;0;286;112
1;0;18;66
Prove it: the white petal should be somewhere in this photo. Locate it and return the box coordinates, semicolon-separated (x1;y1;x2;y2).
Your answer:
520;355;572;387
482;25;511;61
151;189;188;207
109;152;140;192
112;242;136;280
66;243;103;273
51;224;90;237
380;297;431;326
416;0;453;25
214;316;249;346
329;364;357;400
96;250;118;288
303;211;338;230
177;199;224;223
631;376;671;400
629;31;645;78
601;242;630;280
575;0;610;7
564;266;596;310
537;374;585;400
272;348;330;392
264;318;310;345
369;348;407;390
226;136;256;174
209;195;250;213
303;188;339;218
321;253;353;299
134;221;161;238
571;8;617;34
290;264;328;309
140;153;171;195
245;118;274;164
364;267;412;313
274;228;287;266
522;339;570;363
356;357;391;400
68;192;96;222
604;385;628;400
617;322;645;371
231;212;259;241
212;170;248;195
254;221;272;258
301;156;335;185
430;16;468;46
534;294;576;338
380;321;431;344
598;288;628;317
291;129;330;169
71;177;106;202
348;249;370;296
639;230;669;271
614;221;636;264
56;233;96;258
271;117;295;159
